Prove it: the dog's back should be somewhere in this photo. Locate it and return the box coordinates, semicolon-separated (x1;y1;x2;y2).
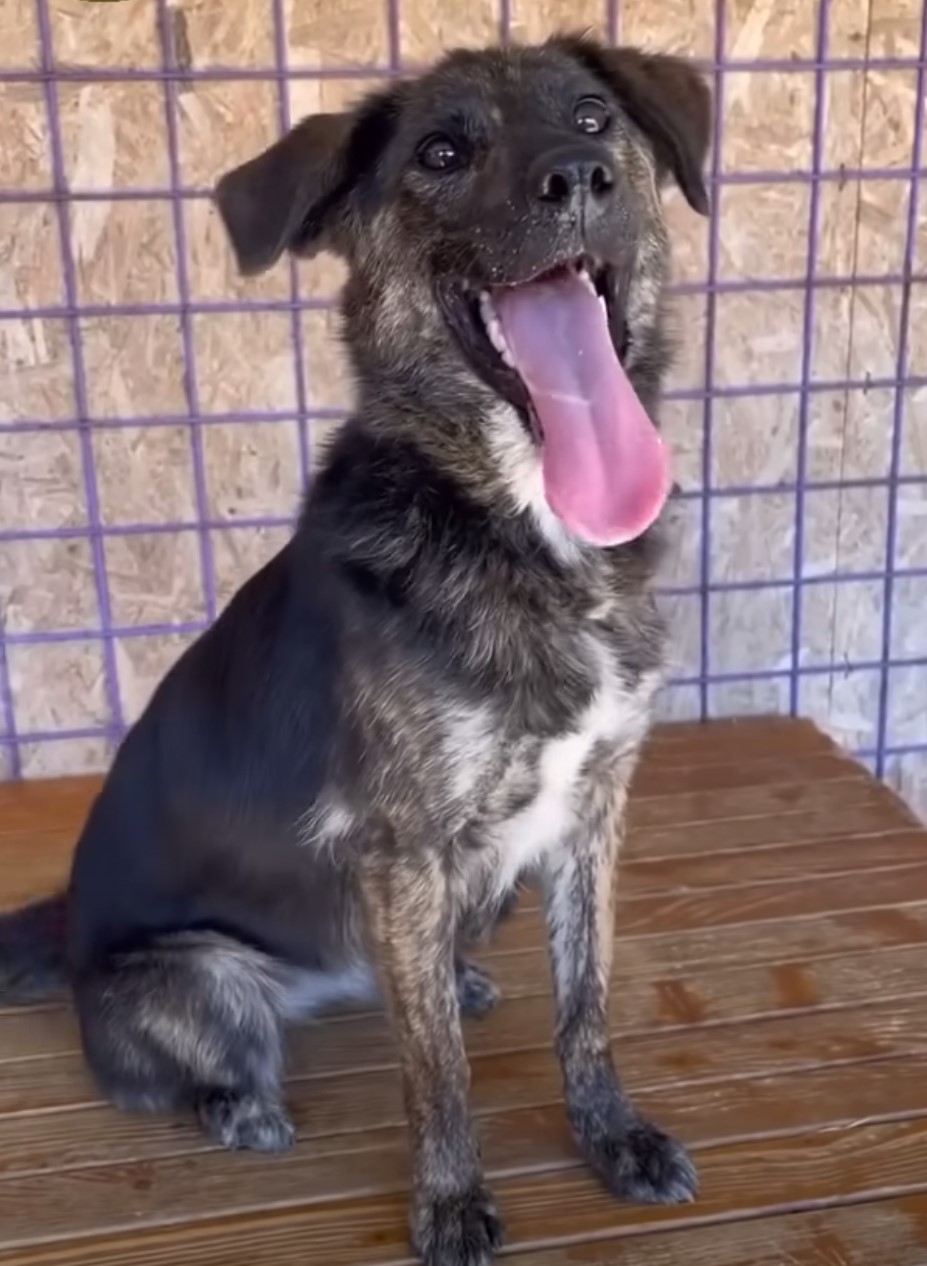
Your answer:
67;541;355;965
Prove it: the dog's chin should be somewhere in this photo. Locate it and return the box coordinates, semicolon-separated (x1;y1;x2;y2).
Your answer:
434;257;631;440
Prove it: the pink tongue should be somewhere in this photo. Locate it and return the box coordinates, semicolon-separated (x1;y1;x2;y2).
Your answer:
494;271;670;546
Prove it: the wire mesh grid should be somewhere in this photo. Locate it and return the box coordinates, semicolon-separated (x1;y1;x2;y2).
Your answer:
0;0;925;812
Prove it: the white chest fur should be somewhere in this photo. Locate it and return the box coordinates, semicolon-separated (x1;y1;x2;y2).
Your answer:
488;639;653;895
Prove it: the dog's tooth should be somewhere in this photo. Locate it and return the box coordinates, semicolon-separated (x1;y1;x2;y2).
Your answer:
474;289;516;364
488;321;508;355
485;315;513;361
597;294;608;315
577;269;597;296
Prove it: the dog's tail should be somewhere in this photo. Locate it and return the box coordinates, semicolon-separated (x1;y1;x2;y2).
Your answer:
0;894;69;1003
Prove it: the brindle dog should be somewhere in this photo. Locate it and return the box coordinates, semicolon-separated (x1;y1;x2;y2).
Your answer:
0;36;710;1266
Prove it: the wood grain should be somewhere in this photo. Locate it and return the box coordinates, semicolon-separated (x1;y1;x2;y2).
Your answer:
631;752;864;799
2;1041;927;1189
502;1194;927;1266
3;1115;927;1263
497;860;927;953
1;987;925;1123
3;932;927;1069
625;781;916;858
1;718;926;1263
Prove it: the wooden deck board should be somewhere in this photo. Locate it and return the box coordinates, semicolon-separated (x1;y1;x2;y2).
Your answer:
0;717;925;1262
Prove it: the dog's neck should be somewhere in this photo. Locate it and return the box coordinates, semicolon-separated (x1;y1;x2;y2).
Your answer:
303;414;665;710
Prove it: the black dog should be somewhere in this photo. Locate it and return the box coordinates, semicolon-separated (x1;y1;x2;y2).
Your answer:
0;36;710;1266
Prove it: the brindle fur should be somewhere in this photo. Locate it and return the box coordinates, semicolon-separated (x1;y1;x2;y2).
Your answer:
0;36;710;1266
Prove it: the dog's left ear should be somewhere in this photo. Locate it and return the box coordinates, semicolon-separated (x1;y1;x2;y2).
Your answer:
559;39;712;216
214;88;400;276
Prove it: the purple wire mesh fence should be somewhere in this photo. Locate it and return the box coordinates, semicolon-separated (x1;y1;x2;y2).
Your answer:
0;0;926;805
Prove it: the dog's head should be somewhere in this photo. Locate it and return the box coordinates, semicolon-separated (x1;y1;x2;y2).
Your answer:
215;38;710;548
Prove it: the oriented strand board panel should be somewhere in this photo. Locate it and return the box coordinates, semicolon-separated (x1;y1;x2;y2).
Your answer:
0;0;925;817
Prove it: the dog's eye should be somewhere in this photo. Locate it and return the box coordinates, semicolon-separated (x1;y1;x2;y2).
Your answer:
573;97;610;135
418;134;463;172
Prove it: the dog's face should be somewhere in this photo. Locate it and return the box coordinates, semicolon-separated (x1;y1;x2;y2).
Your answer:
216;38;711;547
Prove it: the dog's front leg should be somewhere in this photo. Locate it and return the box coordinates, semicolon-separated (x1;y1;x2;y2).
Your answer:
362;853;503;1266
542;781;698;1206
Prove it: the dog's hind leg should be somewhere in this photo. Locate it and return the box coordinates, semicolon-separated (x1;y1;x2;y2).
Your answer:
453;884;525;1018
454;884;523;1017
73;932;294;1152
455;957;500;1017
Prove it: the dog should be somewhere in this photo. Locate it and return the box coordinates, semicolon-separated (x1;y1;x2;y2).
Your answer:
0;35;710;1266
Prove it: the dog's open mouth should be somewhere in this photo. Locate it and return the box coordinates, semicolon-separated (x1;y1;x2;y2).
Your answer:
479;258;620;368
441;258;671;547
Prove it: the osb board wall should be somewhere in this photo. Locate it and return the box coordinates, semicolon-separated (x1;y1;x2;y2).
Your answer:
0;0;926;816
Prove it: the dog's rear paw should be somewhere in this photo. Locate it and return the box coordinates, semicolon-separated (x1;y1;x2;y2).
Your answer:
196;1090;296;1153
456;960;501;1017
412;1183;504;1266
580;1117;698;1206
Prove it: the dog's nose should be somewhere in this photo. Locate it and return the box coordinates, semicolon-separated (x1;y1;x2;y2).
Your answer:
532;152;615;208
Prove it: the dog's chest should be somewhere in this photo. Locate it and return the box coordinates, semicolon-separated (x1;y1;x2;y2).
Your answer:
449;636;652;896
492;687;628;888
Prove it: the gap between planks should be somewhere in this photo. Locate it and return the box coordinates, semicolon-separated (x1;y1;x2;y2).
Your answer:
1;1032;927;1180
3;1114;927;1263
5;859;927;1066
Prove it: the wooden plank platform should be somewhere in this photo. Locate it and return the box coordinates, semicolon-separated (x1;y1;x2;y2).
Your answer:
1;716;927;1264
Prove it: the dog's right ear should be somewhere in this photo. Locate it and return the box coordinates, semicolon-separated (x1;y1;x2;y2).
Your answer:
554;37;712;216
214;90;399;277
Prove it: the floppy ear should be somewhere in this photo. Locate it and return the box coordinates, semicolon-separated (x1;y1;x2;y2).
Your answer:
214;89;400;276
558;38;712;215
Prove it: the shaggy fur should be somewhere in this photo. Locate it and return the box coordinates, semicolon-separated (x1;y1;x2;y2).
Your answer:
0;36;710;1266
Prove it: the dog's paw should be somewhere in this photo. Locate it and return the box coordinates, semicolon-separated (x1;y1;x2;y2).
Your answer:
412;1183;504;1266
196;1090;296;1153
456;960;501;1017
578;1116;698;1206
